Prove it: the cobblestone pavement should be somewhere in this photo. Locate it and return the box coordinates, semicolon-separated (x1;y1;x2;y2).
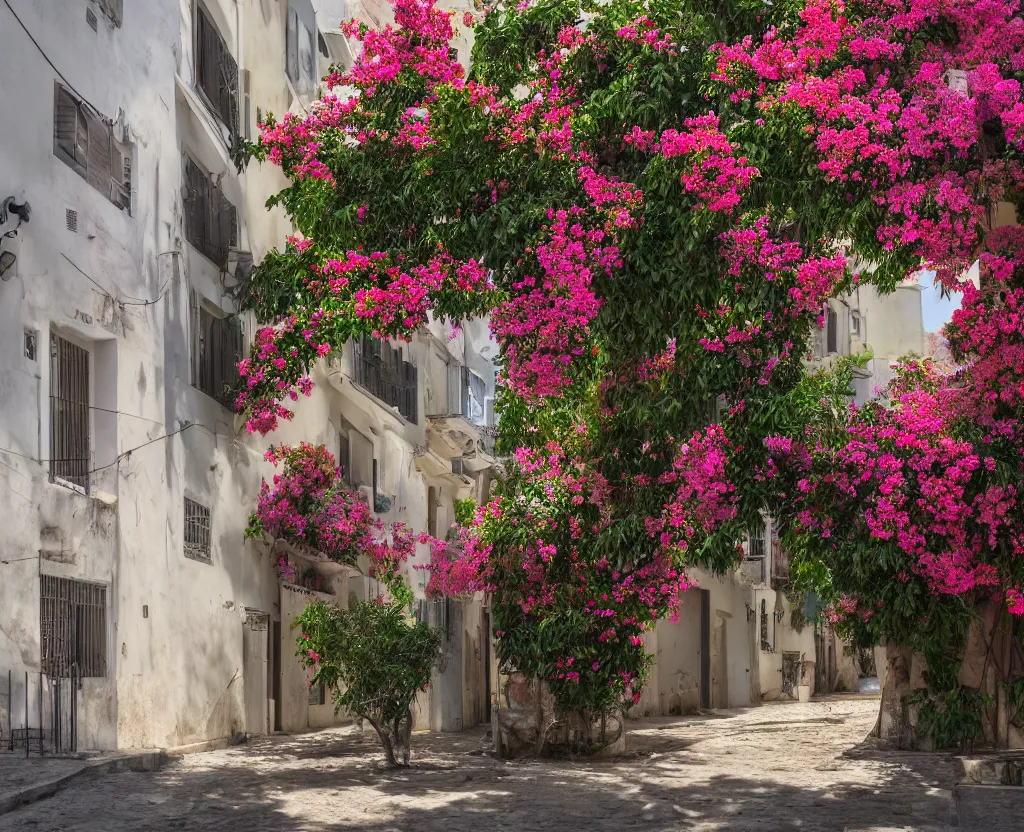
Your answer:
0;696;961;831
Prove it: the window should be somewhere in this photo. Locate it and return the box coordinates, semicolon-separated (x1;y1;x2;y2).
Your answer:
184;497;212;563
286;0;317;101
96;0;122;26
50;334;90;491
353;335;418;422
826;306;838;354
183;157;238;266
53;83;131;211
851;312;861;337
464;370;487;426
190;289;244;406
338;429;351;486
427;486;438;537
40;575;107;678
308;679;326;706
195;4;238;135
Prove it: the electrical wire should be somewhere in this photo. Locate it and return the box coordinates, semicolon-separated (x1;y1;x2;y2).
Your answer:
61;253;169;307
2;0;102;116
0;422;200;475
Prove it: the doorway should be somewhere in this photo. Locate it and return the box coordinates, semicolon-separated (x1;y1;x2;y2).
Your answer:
699;589;711;709
243;610;269;735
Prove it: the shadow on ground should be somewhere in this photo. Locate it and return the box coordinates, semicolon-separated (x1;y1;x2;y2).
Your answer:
0;701;960;832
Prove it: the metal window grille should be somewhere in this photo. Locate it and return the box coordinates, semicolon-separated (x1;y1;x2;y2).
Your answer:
195;4;239;136
53;84;130;211
40;575;107;678
49;334;90;491
308;679;326;706
183;158;237;266
190;289;243;406
184;497;212;562
353;335;418;422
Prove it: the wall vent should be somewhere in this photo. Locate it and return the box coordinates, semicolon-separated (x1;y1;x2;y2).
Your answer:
86;7;98;31
65;209;78;233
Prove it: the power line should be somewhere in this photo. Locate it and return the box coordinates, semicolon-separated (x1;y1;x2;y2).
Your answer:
60;253;169;307
2;0;101;116
0;422;200;474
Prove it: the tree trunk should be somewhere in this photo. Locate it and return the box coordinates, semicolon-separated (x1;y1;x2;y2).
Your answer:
876;643;916;749
365;714;401;767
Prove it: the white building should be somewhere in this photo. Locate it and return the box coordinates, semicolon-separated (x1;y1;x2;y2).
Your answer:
0;0;494;753
738;283;926;702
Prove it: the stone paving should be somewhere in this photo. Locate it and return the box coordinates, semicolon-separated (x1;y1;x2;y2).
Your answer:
0;695;962;831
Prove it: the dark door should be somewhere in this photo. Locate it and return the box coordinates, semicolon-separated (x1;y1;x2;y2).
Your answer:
699;589;711;709
272;620;282;731
483;610;492;722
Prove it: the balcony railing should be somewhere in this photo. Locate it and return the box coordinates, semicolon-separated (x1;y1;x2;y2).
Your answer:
352;335;418;422
427;361;491;427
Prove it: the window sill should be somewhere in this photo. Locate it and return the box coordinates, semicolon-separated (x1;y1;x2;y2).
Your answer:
51;477;89;497
349;381;417;429
175;74;233;172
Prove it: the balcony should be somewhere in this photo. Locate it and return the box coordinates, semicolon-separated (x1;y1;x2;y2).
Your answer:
325;335;418;423
427;362;490;426
425;360;495;462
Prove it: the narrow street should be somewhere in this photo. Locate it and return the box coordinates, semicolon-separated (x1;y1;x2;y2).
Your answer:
0;696;960;831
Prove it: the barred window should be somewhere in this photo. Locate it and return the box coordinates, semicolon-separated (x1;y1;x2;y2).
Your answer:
308;679;326;706
183;157;237;267
40;576;107;678
190;289;243;406
53;83;131;212
184;497;212;563
49;334;90;491
195;4;238;136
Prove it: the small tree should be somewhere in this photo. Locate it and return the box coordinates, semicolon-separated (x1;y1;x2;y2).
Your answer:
247;443;444;764
295;600;442;766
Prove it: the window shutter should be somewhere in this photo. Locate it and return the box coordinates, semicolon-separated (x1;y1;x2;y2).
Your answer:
287;7;300;83
97;0;122;26
189;288;201;386
85;112;112;195
241;69;251;141
54;86;80;163
826;307;838;354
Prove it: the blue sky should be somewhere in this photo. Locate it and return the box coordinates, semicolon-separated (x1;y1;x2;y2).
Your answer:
917;270;961;334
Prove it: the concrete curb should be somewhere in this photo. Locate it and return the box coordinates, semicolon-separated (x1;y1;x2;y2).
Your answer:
0;750;169;817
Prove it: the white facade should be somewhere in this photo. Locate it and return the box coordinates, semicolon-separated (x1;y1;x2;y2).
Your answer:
741;283;926;702
0;0;494;752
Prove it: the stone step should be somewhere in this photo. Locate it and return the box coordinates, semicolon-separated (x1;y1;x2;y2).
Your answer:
954;784;1024;831
959;753;1024;785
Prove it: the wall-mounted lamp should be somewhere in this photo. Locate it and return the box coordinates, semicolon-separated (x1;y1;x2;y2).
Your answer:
0;197;31;239
0;251;15;281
